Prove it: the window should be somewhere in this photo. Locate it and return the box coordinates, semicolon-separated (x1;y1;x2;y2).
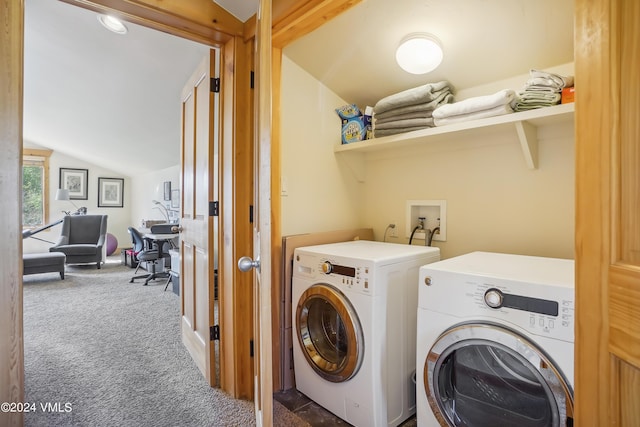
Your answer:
22;149;52;228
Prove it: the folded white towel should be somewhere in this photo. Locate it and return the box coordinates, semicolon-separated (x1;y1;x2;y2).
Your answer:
374;81;452;114
432;89;517;119
374;90;453;120
434;104;513;126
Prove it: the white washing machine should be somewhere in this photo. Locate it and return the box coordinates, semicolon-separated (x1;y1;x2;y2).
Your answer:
292;240;440;427
416;252;574;427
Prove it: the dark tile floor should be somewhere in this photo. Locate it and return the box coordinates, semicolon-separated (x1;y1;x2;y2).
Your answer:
274;388;417;427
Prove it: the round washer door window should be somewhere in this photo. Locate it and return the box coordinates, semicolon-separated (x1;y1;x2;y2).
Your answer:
296;283;364;382
424;322;573;427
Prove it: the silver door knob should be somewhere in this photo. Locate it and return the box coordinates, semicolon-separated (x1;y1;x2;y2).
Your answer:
238;256;260;272
171;225;183;233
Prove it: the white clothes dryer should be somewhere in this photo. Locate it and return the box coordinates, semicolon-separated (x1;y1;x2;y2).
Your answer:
292;240;440;427
416;252;574;427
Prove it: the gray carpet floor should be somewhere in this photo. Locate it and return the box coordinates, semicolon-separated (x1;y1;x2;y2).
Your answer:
23;258;309;427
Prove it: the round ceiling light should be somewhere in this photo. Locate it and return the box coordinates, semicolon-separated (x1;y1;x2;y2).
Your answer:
97;15;128;35
395;33;443;74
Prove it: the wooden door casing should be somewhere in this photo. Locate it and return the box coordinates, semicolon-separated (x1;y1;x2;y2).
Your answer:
0;1;25;426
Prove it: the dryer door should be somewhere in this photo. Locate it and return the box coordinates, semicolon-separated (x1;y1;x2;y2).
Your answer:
424;322;573;427
295;283;364;383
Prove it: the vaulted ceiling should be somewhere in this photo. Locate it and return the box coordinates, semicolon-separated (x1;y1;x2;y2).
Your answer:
23;0;574;177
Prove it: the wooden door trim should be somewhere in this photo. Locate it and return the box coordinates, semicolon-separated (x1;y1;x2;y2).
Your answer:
59;0;242;45
270;46;283;390
575;0;613;422
218;34;255;399
0;0;25;425
243;0;363;47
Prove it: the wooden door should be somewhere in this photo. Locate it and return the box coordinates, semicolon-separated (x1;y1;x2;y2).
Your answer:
248;0;274;424
180;50;219;386
575;0;640;424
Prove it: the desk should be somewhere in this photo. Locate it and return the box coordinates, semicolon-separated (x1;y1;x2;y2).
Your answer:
141;233;177;285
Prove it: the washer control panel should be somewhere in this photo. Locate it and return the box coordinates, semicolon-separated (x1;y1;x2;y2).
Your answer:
315;258;372;294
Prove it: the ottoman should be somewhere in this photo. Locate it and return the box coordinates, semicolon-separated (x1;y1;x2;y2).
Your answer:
23;252;66;279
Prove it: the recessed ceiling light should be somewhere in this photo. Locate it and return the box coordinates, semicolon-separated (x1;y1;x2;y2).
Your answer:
395;33;443;74
97;15;128;35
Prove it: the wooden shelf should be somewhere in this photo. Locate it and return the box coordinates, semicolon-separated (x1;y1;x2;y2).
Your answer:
334;103;575;173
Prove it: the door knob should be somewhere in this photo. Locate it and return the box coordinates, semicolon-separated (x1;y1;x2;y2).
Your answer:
171;225;183;233
238;256;260;272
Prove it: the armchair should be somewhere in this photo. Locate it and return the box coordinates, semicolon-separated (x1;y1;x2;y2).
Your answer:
49;215;108;269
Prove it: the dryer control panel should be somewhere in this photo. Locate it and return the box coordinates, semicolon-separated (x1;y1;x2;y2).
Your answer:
471;281;573;342
420;274;574;342
419;252;575;342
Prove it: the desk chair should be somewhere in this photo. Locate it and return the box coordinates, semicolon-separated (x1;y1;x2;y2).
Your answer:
127;227;170;286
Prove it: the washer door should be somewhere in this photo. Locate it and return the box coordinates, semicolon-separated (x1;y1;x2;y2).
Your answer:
296;283;364;383
425;322;573;427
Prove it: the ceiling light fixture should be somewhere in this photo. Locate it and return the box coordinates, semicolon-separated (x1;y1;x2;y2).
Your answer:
97;15;128;35
395;33;443;74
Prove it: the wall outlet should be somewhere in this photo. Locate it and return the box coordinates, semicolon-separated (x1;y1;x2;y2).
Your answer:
390;221;398;237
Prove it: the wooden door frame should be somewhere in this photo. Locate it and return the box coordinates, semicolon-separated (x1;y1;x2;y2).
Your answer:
1;3;366;422
0;1;25;425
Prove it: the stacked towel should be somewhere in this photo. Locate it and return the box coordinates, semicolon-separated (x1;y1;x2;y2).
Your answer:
372;81;454;137
432;89;517;126
514;69;574;111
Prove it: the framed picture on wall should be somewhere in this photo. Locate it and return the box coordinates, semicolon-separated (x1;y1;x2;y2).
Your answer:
164;181;171;201
60;168;88;200
98;177;124;208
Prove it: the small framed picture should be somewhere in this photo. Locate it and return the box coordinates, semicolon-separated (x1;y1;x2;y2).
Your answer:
98;177;124;208
164;181;171;201
171;189;180;209
60;168;88;200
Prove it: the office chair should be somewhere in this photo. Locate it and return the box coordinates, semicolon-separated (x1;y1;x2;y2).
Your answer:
127;227;170;286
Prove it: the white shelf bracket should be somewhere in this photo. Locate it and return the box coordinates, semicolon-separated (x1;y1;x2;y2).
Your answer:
515;120;538;169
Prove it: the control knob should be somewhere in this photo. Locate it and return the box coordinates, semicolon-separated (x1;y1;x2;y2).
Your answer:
484;289;504;309
321;261;333;274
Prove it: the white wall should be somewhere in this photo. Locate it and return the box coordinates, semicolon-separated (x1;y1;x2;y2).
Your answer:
129;165;180;230
22;147;131;254
280;56;364;236
280;56;575;260
22;142;180;254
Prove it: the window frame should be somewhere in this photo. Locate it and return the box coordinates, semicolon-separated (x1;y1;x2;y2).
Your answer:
22;148;52;229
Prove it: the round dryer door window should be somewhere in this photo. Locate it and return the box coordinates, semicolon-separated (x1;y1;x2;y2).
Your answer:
424;322;573;427
296;283;364;383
